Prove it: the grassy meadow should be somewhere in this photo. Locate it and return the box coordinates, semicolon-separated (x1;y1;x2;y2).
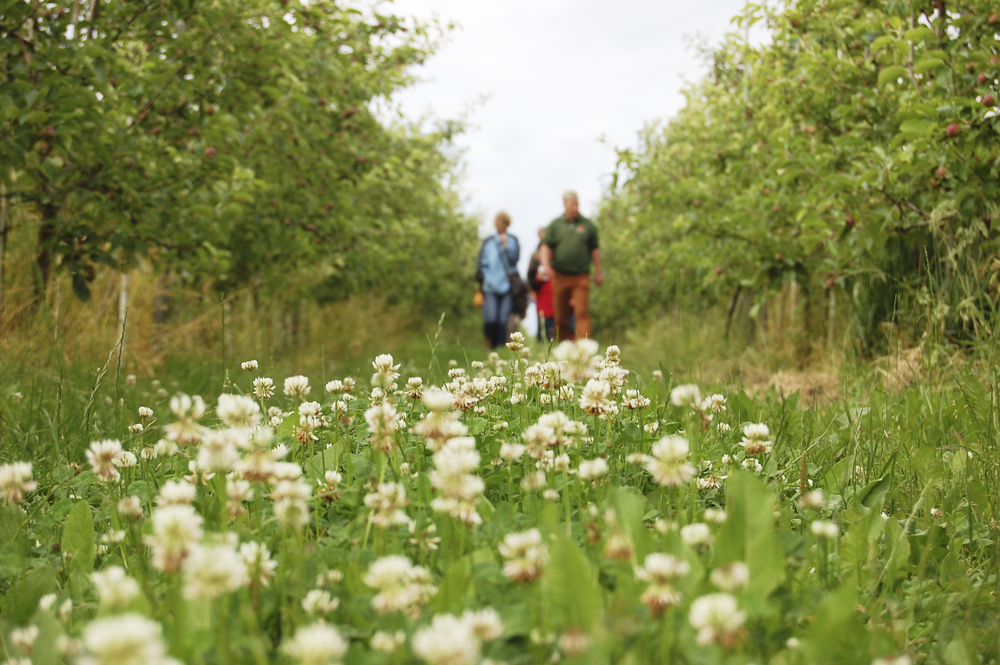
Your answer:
1;291;998;665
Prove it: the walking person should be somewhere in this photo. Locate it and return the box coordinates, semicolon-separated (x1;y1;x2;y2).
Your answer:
477;211;521;349
527;228;554;341
538;191;602;341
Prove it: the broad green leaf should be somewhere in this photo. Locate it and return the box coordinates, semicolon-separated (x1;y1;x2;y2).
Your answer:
800;585;868;665
914;58;944;75
62;501;95;578
878;66;908;87
715;471;786;606
540;532;601;632
3;566;58;624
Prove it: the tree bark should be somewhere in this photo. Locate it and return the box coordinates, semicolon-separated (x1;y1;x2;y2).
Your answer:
0;183;8;321
35;203;59;306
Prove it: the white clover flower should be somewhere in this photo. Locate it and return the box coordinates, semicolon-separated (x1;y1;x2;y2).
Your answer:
680;523;714;549
462;607;504;641
81;614;166;665
644;436;696;487
183;542;248;599
364;482;411;529
239;541;277;587
284;375;311;398
117;495;143;520
87;439;123;481
138;406;154;419
623;389;651;410
643;421;660;434
371;354;401;389
710;562;750;592
578;458;608;482
91;567;141;608
798;490;825;511
704;508;728;525
405;377;424;399
499;443;526;462
872;657;913;665
412;613;480;665
0;461;36;503
216;394;261;428
157;480;196;506
10;625;38;653
506;331;525;351
113;450;138;468
670;384;701;408
253;377;275;400
272;480;312;531
717;422;731;433
421;387;455;413
520;470;547;492
154;438;178;457
428;439;484;526
542;488;559;502
557;629;592;657
283;622;348;665
363;555;436;614
167;393;208;446
370;630;406;653
811;520;838;539
365;402;403;454
689;593;746;647
302;589;340;616
740;422;772;455
146;504;203;573
498;529;548;583
579;378;614;417
553;338;600;383
297;401;322;418
241;359;259;371
197;430;240;473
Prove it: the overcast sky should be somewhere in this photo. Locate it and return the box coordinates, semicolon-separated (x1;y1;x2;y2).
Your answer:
375;0;760;261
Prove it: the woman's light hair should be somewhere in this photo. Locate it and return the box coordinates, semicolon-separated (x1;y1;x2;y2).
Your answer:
562;190;579;202
495;211;512;229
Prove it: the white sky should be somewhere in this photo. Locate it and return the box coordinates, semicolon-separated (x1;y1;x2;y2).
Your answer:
375;0;761;266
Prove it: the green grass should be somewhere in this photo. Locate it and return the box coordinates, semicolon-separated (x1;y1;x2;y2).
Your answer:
0;331;998;664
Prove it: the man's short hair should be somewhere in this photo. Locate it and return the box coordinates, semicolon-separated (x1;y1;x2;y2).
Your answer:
562;190;578;202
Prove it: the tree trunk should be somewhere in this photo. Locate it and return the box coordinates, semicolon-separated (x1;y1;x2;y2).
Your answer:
35;203;59;306
153;271;172;323
0;183;8;321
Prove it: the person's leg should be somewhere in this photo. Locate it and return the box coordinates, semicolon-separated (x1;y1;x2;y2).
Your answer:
551;272;573;342
544;316;555;342
571;274;592;338
483;292;500;348
497;292;513;347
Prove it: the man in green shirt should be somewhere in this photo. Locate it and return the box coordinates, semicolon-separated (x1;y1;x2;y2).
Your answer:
538;191;602;341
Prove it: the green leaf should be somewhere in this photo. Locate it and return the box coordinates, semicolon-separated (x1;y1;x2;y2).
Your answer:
715;471;786;606
435;554;473;613
800;585;868;664
914;58;944;75
3;566;58;624
878;66;908;87
62;500;95;578
540;532;602;632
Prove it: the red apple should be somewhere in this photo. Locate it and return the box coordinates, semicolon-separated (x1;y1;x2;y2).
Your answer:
774;253;783;262
715;267;723;276
825;278;835;289
845;215;856;227
37;141;50;154
150;127;161;136
204;146;216;158
978;73;988;85
773;203;781;212
984;94;996;107
204;104;215;115
317;98;326;106
991;12;999;23
187;127;199;136
936;166;947;178
42;126;56;138
946;123;961;137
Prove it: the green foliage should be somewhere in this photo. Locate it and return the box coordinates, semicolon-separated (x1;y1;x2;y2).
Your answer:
596;0;1000;353
0;0;477;312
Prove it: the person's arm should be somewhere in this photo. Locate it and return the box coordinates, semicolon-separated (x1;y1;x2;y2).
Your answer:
591;248;603;286
506;236;520;266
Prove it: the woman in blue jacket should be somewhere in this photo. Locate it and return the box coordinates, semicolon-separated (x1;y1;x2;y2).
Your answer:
478;211;520;349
